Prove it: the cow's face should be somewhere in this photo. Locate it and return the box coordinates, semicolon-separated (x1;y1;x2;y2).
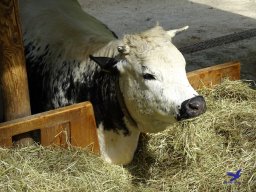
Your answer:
91;26;206;133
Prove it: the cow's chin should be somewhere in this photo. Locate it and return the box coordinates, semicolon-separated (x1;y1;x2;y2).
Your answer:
137;117;177;133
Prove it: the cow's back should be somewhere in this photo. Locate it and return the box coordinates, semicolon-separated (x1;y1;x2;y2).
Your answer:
20;0;116;61
20;0;117;113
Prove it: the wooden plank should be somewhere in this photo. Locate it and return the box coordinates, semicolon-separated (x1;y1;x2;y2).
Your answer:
70;104;100;153
41;122;70;147
187;61;240;89
0;102;99;154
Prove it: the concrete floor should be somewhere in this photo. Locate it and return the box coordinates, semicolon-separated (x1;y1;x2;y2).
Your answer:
79;0;256;81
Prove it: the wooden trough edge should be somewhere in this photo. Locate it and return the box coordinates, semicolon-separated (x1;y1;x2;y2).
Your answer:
0;102;100;154
187;60;240;89
0;60;241;154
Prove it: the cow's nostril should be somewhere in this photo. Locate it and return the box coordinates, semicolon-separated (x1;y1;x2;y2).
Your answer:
188;101;200;110
178;96;206;121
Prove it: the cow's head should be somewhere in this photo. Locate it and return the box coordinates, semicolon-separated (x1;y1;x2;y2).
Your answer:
90;26;206;133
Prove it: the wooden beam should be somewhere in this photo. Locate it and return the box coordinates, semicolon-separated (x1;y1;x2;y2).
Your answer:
0;0;32;144
0;102;100;154
187;61;240;89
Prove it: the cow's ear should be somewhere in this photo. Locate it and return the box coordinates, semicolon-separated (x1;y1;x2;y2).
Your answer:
89;55;119;73
167;26;189;38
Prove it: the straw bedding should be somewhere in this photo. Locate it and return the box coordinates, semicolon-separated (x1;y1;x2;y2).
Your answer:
0;80;255;192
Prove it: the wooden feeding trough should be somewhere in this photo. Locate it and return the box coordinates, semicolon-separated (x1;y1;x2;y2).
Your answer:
0;0;240;154
0;102;100;153
187;60;240;89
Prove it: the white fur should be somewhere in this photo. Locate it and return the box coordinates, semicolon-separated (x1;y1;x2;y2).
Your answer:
97;121;140;165
97;27;199;163
118;26;198;133
21;0;198;165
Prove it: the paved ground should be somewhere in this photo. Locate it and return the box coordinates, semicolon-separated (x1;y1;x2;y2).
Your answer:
79;0;256;81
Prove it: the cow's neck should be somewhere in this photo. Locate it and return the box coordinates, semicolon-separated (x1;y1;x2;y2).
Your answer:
81;69;131;135
85;66;140;165
115;77;138;129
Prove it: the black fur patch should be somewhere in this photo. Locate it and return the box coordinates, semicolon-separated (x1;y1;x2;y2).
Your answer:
25;42;50;113
25;42;129;135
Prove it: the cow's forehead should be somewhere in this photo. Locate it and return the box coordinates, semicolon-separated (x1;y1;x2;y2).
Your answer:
118;26;186;72
122;26;172;54
141;49;186;73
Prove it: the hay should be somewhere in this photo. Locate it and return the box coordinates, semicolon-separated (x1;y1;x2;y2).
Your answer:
0;80;255;192
0;146;136;192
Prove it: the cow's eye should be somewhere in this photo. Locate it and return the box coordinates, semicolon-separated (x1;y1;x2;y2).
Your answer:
143;73;156;80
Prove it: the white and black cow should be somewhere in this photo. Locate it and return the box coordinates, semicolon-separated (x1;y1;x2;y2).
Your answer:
20;0;206;164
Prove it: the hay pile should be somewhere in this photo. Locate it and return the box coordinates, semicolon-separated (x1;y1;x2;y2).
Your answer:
0;80;255;192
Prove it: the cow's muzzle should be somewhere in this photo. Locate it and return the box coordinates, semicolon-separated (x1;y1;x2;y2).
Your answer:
177;96;206;121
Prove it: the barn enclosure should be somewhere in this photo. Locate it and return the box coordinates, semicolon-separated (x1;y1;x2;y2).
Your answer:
0;0;242;150
0;0;255;191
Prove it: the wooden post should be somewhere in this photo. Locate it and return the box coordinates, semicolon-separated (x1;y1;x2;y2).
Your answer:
0;0;33;145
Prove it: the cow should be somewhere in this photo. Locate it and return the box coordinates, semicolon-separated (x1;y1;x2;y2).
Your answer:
20;0;206;165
